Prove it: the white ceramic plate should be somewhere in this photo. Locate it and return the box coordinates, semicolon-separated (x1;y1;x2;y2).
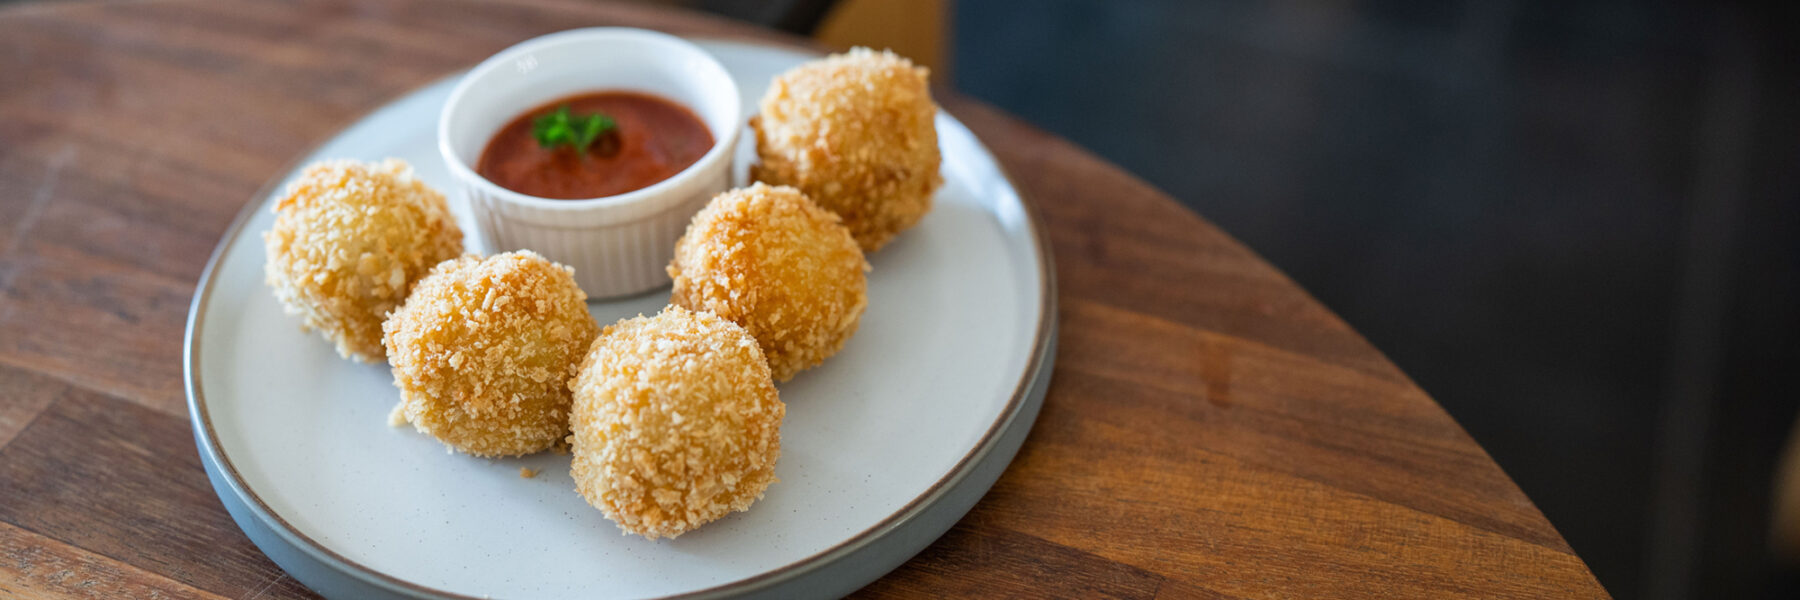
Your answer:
185;39;1055;600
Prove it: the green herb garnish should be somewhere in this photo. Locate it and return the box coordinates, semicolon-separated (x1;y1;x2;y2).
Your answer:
532;105;615;153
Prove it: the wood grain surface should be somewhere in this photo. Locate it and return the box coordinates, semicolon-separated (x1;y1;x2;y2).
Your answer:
0;0;1610;598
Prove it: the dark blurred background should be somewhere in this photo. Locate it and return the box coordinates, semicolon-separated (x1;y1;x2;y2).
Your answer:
681;0;1800;597
945;2;1800;599
944;2;1800;598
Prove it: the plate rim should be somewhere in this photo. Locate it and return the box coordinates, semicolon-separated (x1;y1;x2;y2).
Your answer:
183;38;1058;599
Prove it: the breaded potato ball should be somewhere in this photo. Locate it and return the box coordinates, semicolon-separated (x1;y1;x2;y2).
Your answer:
668;184;869;381
569;306;784;539
383;251;599;457
750;47;942;252
263;158;464;362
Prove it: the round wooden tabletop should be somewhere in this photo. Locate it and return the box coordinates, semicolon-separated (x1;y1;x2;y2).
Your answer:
0;0;1609;597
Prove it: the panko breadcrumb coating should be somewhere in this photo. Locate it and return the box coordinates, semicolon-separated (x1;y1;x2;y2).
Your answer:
569;306;784;540
750;47;942;252
263;159;464;362
668;184;868;381
383;251;599;457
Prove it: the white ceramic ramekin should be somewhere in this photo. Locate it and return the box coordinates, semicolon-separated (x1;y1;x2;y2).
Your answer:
439;28;740;298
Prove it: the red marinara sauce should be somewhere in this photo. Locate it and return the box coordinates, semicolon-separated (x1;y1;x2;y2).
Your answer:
477;91;714;200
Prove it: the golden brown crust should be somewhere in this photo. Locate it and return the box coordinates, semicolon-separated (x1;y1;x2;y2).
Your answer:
382;251;599;457
750;47;941;252
668;184;869;381
568;306;784;540
263;159;464;362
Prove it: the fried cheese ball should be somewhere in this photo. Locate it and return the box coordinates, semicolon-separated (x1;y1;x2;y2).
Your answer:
264;159;464;362
668;184;868;382
750;47;942;252
383;251;599;457
569;306;784;539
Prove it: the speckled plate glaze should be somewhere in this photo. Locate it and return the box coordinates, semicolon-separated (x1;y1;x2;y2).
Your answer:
185;39;1055;599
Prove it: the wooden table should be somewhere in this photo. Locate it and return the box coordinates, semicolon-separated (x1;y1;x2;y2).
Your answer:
0;1;1610;598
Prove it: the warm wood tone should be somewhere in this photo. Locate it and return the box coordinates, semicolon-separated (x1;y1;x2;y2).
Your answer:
0;1;1608;598
0;521;228;600
815;0;948;73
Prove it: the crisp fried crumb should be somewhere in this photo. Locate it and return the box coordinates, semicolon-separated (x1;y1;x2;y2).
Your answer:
263;159;463;362
669;184;868;381
520;468;539;479
387;402;408;427
750;47;941;252
569;306;784;540
383;251;599;457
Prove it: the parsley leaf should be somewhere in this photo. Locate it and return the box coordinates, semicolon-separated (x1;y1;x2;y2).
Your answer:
532;105;615;153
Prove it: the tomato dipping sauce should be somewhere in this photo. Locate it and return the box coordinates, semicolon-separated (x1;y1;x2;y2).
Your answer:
477;91;713;200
